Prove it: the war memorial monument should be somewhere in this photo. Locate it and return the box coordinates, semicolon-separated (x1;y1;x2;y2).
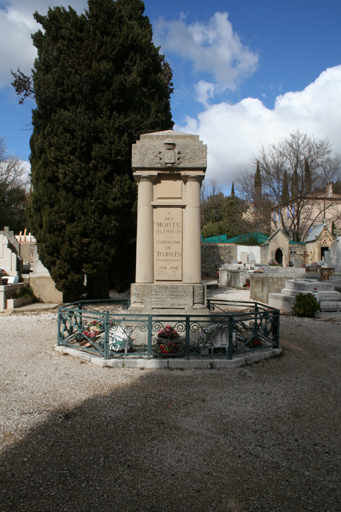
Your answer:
129;130;207;313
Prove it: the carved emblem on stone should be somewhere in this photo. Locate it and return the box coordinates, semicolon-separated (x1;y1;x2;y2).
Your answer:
158;138;182;167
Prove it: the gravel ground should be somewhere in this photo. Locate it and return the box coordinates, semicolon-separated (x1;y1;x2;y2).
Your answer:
0;289;340;512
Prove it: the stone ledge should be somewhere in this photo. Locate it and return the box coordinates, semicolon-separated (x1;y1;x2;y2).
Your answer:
54;346;282;369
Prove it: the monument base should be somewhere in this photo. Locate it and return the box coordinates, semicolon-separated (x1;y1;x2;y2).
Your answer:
130;283;207;312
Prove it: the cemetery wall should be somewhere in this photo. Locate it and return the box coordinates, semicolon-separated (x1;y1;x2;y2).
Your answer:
201;244;236;277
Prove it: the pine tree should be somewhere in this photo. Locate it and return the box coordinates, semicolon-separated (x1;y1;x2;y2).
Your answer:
20;0;173;299
281;170;290;203
231;181;235;198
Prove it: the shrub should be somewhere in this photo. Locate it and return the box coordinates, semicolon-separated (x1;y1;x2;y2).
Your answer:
12;283;35;299
292;293;320;317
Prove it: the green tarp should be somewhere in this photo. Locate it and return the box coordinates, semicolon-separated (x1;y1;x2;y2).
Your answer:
202;231;269;245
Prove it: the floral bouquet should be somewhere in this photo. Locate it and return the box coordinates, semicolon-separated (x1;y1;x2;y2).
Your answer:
157;325;179;338
268;259;279;266
75;329;97;344
89;320;105;334
158;341;180;355
249;337;262;348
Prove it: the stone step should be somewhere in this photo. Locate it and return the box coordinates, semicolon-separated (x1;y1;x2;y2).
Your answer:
269;293;341;314
285;279;335;292
319;301;341;312
268;294;295;314
281;289;341;300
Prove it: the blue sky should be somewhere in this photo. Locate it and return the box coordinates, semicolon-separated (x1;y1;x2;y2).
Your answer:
1;0;341;193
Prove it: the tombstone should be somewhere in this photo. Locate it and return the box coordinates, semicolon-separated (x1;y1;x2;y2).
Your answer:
247;252;256;265
0;234;19;277
328;236;341;273
269;279;341;316
29;244;63;303
240;251;248;263
129;130;207;312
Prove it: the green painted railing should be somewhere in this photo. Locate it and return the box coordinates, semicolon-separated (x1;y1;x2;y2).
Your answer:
57;299;280;360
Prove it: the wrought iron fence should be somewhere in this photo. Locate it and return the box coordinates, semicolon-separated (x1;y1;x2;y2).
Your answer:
57;299;280;360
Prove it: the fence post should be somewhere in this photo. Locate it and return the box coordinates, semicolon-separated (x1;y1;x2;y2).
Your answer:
78;302;83;332
57;308;61;346
104;311;109;359
148;315;152;359
272;310;280;348
254;302;260;337
185;316;190;359
228;315;234;360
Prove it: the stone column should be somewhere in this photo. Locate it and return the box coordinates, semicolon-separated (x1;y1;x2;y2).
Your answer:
183;176;202;283
135;176;154;283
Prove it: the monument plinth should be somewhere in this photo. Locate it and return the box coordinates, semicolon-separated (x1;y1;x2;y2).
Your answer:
130;130;207;312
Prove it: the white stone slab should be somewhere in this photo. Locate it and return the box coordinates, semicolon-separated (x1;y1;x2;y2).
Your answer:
154;208;182;281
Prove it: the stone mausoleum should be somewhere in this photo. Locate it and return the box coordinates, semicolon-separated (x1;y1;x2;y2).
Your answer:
129;130;207;312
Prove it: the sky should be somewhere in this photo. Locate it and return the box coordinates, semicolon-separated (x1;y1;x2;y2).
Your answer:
1;0;341;194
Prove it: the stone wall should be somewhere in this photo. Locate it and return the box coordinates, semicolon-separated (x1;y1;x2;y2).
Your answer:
201;244;236;277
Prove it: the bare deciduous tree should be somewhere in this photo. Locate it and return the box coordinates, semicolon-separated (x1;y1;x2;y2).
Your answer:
237;131;341;241
0;138;29;232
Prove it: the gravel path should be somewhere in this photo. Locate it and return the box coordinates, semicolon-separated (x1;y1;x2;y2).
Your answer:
0;290;340;512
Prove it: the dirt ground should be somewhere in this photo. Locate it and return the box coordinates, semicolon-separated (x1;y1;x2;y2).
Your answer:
0;308;340;512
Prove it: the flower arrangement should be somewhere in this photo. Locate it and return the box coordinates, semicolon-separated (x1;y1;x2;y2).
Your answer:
75;320;105;345
157;325;179;338
268;259;279;266
158;341;180;354
249;337;262;348
89;320;104;334
75;330;97;343
1;269;9;277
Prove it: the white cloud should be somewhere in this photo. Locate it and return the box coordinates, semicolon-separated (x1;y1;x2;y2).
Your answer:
176;66;341;189
0;0;87;88
194;81;216;107
154;12;259;92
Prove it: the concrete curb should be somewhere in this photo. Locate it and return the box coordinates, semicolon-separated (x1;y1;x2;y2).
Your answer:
54;346;282;369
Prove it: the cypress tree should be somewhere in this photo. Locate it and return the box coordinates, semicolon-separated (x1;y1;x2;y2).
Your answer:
304;158;312;193
25;0;173;298
231;181;235;198
291;168;299;198
254;160;262;195
281;170;290;203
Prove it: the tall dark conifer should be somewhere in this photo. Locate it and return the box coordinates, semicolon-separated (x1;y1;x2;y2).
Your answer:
304;158;312;193
281;170;290;203
291;168;299;198
25;0;173;298
254;160;262;196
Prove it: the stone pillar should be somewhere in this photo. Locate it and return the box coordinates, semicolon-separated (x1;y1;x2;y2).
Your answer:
135;176;154;283
183;176;202;283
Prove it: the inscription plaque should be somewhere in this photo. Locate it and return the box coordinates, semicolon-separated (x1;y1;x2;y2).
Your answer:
154;208;182;281
151;286;186;308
